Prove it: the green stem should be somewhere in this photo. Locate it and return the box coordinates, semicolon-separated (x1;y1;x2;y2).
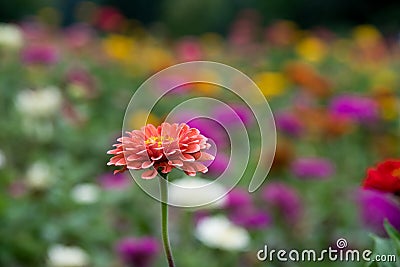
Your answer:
159;173;175;267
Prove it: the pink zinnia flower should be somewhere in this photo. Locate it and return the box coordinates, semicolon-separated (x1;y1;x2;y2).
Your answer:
107;123;215;179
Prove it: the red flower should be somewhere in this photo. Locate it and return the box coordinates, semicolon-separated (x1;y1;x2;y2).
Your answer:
362;159;400;194
107;123;215;179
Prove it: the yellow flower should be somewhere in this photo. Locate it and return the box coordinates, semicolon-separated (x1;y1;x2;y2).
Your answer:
371;69;397;90
372;88;399;121
253;72;287;97
295;36;327;62
102;34;135;62
128;111;160;130
137;45;173;72
353;25;382;48
192;69;221;95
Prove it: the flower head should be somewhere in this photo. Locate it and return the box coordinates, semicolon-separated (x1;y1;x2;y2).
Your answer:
262;182;302;223
47;244;89;267
167;176;226;208
15;87;62;118
195;215;250;251
329;95;378;123
116;237;159;267
358;189;400;236
98;172;131;190
230;208;271;230
275;111;303;137
107;123;214;179
290;157;335;180
0;23;23;49
21;44;59;65
225;188;252;210
362;159;400;195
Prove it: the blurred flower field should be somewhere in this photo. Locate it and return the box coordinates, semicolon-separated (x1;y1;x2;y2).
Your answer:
0;7;400;267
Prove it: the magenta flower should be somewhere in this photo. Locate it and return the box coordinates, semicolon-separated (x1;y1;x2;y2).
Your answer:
98;172;131;190
207;152;229;176
262;182;302;223
230;208;271;230
176;38;203;61
291;157;335;179
329;95;379;123
225;188;252;210
358;189;400;236
275;111;303;137
212;104;254;127
116;237;159;267
21;44;58;65
186;119;229;149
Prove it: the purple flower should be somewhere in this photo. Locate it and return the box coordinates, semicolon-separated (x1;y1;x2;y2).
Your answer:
275;111;303;136
168;112;229;148
208;152;229;176
358;189;400;236
230;208;271;229
116;237;159;267
187;118;229;149
212;104;254;127
329;95;378;123
98;172;131;190
262;182;302;222
291;157;335;179
225;188;252;209
21;44;58;65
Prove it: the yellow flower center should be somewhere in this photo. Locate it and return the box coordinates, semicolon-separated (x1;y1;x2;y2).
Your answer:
392;168;400;178
145;136;174;147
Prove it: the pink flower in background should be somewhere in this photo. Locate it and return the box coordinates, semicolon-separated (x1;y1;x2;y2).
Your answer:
225;188;252;210
176;38;203;61
98;172;131;190
329;95;379;123
212;104;254;127
107;123;215;179
207;152;229;176
358;189;400;236
95;6;125;32
230;208;271;230
275;111;303;137
64;24;94;49
186;118;229;149
262;182;303;223
116;237;159;267
291;157;335;179
21;44;59;65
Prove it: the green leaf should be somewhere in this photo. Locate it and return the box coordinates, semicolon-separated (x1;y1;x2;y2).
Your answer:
368;233;399;267
384;220;400;255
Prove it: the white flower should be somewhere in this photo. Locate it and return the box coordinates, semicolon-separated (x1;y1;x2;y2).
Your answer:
0;149;5;169
25;161;54;190
195;215;250;251
15;87;62;118
168;176;227;208
47;244;89;267
0;23;23;49
71;183;100;204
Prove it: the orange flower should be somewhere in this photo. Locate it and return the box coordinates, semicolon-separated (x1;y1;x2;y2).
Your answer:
285;61;331;98
107;123;214;179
